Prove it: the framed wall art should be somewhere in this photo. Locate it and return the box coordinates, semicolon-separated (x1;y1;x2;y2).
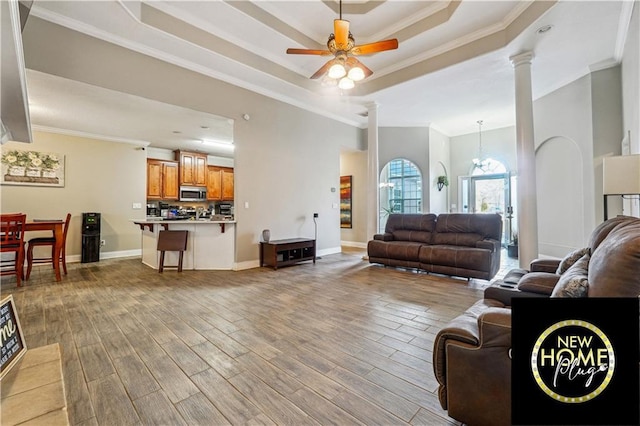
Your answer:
340;175;352;229
1;148;65;187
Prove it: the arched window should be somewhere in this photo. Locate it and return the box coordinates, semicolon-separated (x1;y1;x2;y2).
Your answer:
379;159;422;232
470;158;507;176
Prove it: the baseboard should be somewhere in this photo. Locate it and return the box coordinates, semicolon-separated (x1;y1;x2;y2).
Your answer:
234;260;260;271
318;246;341;256
66;249;141;264
340;241;367;248
64;247;344;271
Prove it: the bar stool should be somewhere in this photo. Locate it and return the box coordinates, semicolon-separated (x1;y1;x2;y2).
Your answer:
1;213;27;287
157;230;188;273
26;213;72;280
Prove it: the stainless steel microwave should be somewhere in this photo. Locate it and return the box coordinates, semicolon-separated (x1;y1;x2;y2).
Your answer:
179;186;207;202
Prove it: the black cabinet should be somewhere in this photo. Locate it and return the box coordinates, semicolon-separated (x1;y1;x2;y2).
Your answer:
81;212;101;263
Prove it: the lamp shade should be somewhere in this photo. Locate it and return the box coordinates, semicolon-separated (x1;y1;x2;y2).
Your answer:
603;154;640;195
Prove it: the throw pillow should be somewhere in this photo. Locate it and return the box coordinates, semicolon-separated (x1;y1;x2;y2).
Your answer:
551;253;590;297
556;247;590;275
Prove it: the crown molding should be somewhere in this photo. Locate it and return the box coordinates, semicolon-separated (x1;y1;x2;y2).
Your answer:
32;125;151;146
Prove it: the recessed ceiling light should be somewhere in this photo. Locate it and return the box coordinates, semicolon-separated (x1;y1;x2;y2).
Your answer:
201;126;209;129
172;130;181;134
536;25;553;34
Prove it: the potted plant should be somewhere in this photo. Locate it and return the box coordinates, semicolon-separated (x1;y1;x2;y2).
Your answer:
436;175;449;191
507;232;518;258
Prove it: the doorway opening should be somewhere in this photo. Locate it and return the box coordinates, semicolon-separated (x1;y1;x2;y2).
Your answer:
458;159;515;245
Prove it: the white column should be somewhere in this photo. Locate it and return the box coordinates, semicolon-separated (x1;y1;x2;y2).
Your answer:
510;51;539;268
367;102;380;244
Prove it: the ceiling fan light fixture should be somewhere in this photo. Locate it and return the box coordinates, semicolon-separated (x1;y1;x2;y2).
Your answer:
338;77;355;90
347;66;365;81
328;63;346;79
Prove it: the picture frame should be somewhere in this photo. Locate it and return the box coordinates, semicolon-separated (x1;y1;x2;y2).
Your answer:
1;148;65;187
1;295;27;379
340;175;352;229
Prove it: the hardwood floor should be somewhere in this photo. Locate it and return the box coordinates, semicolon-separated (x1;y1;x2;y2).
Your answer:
1;249;502;425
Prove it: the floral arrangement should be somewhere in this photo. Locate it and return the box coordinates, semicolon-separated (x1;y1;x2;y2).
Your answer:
1;150;60;170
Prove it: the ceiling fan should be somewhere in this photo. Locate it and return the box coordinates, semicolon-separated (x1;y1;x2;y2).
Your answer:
286;0;398;90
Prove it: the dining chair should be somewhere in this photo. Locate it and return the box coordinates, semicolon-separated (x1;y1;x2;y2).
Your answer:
25;213;72;280
1;213;27;287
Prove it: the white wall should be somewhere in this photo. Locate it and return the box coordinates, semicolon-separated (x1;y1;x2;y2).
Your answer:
147;147;234;168
621;2;640;216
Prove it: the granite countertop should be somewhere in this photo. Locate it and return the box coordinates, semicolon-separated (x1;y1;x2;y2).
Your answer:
136;217;236;224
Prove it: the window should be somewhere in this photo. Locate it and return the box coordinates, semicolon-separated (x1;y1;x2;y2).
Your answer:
379;159;422;232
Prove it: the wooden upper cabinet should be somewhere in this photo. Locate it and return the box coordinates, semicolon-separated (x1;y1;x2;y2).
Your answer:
207;166;222;200
147;159;179;200
147;160;162;199
175;150;207;186
207;166;234;201
221;167;234;201
163;161;179;199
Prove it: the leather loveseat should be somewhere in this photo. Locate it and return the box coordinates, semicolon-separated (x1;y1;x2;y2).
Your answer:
432;215;640;426
367;213;502;280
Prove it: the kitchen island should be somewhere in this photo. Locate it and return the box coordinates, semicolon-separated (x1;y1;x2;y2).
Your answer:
133;219;235;270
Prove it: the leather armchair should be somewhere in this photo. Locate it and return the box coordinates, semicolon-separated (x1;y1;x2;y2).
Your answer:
433;216;640;426
433;299;512;426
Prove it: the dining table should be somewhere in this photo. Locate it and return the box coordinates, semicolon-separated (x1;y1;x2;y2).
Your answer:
24;219;65;281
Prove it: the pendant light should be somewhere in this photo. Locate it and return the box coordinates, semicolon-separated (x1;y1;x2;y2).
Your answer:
472;120;486;170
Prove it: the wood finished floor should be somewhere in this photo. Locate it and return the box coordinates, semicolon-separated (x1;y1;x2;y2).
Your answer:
1;248;506;426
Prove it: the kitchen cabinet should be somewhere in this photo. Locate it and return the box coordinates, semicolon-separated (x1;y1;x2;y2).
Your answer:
147;159;179;200
207;166;234;201
175;150;207;186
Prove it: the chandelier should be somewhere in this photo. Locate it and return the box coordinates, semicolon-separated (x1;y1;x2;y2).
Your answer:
472;120;488;170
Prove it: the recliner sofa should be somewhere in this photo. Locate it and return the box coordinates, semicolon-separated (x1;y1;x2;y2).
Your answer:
432;215;640;426
367;213;503;280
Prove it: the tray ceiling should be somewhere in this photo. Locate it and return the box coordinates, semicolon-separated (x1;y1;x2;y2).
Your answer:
22;0;631;154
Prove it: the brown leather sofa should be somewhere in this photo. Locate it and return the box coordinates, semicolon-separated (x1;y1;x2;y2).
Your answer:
367;213;502;280
432;215;640;426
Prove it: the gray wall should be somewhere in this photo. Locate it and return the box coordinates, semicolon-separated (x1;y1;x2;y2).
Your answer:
428;127;450;214
449;126;517;211
378;127;430;213
534;67;623;256
20;17;363;266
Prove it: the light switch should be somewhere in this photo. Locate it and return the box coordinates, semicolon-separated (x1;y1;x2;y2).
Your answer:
244;201;249;209
332;203;338;209
132;203;142;209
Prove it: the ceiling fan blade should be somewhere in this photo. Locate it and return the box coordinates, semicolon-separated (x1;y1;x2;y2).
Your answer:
286;48;332;55
346;57;373;78
350;39;398;55
334;19;350;49
310;60;334;79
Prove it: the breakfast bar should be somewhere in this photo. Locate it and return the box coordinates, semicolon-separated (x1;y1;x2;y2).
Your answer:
133;219;235;270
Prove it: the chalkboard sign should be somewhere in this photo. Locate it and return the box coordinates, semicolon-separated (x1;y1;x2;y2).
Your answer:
0;295;26;379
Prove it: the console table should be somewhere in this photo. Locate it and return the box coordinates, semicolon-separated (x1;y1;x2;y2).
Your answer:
260;238;316;270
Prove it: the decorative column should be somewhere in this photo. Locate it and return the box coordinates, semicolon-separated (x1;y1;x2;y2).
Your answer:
510;51;539;268
366;102;380;248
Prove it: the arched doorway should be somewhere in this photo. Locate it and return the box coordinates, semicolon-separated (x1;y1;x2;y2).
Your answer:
379;158;422;233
